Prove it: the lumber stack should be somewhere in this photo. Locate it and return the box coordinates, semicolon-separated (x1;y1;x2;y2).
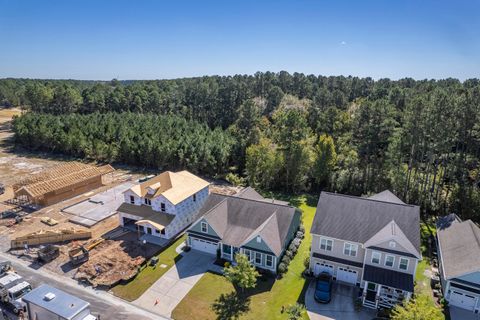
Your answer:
10;228;92;249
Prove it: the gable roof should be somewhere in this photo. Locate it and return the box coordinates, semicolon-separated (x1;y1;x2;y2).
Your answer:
127;170;209;205
311;191;420;252
195;188;297;256
235;187;290;206
436;214;480;279
15;162;114;199
368;190;405;204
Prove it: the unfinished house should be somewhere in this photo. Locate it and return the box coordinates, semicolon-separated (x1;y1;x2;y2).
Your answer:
14;162;114;207
118;170;209;245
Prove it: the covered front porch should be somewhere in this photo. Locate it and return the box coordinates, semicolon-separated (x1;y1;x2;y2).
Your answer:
362;281;411;309
362;264;413;309
220;243;277;272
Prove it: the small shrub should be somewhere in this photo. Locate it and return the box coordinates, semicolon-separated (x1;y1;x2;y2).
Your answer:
296;231;304;239
225;172;246;186
282;255;291;265
298;224;305;233
278;262;288;274
288;243;297;254
285;250;293;259
224;261;231;268
293;238;301;247
303;256;310;269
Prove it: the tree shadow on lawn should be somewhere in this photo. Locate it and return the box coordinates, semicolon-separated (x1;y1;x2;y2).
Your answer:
212;291;251;320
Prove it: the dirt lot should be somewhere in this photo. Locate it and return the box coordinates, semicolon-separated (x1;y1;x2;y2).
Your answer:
0;107;239;289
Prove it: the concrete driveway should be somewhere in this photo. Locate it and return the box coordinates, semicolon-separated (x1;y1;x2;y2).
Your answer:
305;281;375;320
449;306;480;320
133;250;218;318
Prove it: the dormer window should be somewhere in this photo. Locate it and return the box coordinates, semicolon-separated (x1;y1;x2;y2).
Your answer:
201;222;208;233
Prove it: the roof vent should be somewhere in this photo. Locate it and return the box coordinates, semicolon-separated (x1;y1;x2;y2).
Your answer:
44;292;56;301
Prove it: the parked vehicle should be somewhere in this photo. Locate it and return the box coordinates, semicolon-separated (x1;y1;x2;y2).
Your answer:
0;262;11;276
314;272;333;303
0;272;31;314
37;245;60;263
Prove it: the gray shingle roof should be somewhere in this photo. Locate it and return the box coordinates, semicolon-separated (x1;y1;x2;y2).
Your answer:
311;192;420;251
198;189;297;256
363;265;414;292
235;187;290;205
437;215;480;279
368;190;405;204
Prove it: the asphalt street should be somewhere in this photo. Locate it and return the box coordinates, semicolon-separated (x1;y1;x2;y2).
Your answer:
0;251;167;320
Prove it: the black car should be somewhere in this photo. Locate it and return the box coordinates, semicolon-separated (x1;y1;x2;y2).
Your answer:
314;272;333;303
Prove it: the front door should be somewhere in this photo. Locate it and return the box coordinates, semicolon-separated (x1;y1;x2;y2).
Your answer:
366;282;377;302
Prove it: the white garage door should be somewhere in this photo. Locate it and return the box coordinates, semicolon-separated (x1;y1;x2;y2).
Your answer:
449;290;477;311
191;237;218;255
336;267;358;284
314;262;334;276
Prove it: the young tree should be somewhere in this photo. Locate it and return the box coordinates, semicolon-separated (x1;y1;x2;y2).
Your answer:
312;134;337;188
223;254;260;293
391;295;444;320
285;303;306;320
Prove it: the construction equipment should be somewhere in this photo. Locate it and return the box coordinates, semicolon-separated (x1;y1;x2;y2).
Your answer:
10;228;91;249
68;238;104;266
37;245;60;263
40;217;58;226
0;272;31;314
0;261;11;276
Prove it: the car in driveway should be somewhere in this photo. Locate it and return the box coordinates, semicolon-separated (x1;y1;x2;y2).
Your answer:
314;272;333;303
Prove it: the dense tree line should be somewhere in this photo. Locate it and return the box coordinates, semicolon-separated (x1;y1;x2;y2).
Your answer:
4;72;480;222
12;112;234;175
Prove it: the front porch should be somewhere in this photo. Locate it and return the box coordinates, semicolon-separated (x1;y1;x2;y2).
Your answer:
219;243;277;273
362;281;411;309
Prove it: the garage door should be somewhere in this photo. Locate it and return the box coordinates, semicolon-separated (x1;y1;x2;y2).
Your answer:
191;237;218;255
314;262;334;276
449;290;477;311
336;267;357;285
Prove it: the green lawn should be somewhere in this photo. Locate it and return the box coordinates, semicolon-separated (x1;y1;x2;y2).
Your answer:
172;194;317;320
111;235;186;301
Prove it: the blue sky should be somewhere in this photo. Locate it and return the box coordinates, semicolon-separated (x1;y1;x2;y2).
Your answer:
1;0;479;80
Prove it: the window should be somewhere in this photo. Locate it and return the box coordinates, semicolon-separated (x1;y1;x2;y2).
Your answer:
385;255;395;267
161;229;166;235
255;252;262;265
155;229;160;234
266;255;273;267
201;222;208;233
256;236;261;243
320;238;333;251
193;194;197;202
399;258;409;270
130;195;135;204
223;244;232;255
144;198;151;206
244;249;252;261
389;241;396;248
371;251;381;264
161;203;166;212
343;243;358;257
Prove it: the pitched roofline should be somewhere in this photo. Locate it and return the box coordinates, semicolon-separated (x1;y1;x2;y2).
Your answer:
239;211;279;254
210;191;295;209
321;191;418;209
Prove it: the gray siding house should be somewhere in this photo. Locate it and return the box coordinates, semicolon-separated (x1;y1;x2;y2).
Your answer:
310;190;421;309
436;214;480;313
187;187;301;273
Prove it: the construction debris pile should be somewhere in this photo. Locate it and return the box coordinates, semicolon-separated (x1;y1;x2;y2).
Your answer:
74;240;145;287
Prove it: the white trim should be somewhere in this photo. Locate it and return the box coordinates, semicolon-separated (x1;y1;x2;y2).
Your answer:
385;255;395;268
254;251;262;265
343;242;358;257
399;257;409;271
266;254;273;268
201;221;208;233
320;237;334;252
371;251;381;265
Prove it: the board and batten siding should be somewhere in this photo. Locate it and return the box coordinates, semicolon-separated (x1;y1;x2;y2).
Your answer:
189;218;221;238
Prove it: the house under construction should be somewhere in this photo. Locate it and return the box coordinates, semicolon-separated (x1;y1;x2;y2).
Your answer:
14;162;114;206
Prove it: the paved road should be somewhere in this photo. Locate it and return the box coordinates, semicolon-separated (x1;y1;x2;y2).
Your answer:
134;250;220;318
0;251;167;320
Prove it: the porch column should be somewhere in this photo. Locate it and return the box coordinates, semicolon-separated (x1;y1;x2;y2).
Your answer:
362;281;368;304
376;284;381;308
